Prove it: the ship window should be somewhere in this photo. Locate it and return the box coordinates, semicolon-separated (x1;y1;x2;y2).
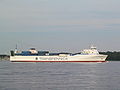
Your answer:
36;57;38;60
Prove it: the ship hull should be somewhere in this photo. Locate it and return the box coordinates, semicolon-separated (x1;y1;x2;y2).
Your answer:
10;55;107;62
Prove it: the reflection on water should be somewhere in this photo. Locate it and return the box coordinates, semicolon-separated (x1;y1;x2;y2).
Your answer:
0;61;120;90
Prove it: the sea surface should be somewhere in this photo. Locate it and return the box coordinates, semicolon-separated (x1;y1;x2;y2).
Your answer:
0;61;120;90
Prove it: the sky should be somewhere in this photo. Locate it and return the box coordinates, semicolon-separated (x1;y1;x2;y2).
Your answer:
0;0;120;54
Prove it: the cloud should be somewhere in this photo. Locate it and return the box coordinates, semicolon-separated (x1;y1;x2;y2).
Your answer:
1;12;120;32
1;0;120;32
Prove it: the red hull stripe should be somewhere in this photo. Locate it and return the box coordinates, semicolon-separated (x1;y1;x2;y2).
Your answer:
11;61;106;62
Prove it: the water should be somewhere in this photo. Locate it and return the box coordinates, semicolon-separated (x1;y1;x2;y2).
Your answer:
0;61;120;90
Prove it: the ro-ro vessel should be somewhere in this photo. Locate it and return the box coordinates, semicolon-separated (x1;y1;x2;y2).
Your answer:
10;46;108;62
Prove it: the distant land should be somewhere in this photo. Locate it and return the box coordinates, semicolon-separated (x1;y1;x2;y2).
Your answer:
100;51;120;61
0;51;120;61
0;55;9;60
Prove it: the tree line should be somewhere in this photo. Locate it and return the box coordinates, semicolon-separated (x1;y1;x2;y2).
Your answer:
100;51;120;61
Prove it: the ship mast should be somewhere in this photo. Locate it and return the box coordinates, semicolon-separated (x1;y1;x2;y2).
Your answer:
14;44;18;53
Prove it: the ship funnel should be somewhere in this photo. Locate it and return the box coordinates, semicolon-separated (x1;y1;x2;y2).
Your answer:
10;50;15;56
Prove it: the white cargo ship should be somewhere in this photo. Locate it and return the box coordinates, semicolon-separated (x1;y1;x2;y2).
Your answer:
10;46;108;62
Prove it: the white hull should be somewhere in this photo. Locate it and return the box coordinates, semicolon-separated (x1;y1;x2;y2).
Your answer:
10;54;107;62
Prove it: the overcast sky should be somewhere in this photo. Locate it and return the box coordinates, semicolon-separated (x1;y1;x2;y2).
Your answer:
0;0;120;54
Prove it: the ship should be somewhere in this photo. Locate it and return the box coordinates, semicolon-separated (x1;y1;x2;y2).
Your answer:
10;46;108;62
